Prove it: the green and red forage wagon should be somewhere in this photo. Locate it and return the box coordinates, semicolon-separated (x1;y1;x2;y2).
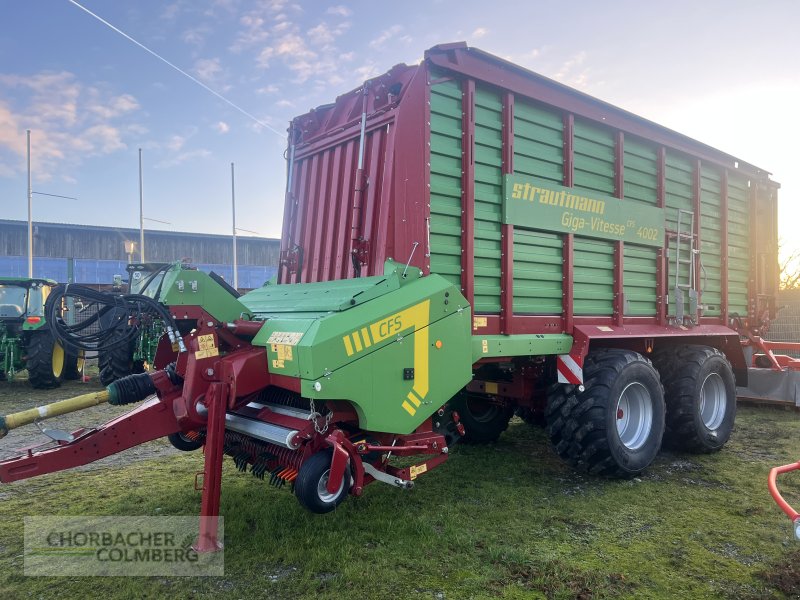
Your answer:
0;43;783;549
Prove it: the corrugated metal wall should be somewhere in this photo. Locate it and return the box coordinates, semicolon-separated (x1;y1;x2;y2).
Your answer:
0;220;279;267
728;174;750;317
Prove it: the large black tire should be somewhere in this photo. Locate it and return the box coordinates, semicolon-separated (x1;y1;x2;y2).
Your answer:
652;345;736;453
294;449;351;514
25;329;63;389
450;391;513;444
62;347;84;381
98;336;136;387
545;349;665;477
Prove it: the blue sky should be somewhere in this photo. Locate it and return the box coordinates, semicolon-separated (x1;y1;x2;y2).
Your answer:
1;0;799;256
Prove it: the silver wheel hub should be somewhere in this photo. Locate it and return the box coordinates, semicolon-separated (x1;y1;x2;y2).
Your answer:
699;373;727;430
615;382;654;451
316;469;344;503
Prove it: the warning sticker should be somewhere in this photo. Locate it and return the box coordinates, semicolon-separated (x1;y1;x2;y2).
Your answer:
267;332;304;346
473;316;488;330
409;464;428;480
195;347;219;360
270;344;293;361
197;334;216;350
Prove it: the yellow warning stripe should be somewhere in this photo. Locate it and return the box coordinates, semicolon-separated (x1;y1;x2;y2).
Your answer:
352;332;363;352
360;327;372;348
401;400;416;416
343;335;354;356
407;392;421;407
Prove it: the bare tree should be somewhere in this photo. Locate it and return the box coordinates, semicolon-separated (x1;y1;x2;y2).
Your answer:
780;244;800;290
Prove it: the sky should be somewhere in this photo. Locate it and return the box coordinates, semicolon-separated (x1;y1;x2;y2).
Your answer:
1;0;798;258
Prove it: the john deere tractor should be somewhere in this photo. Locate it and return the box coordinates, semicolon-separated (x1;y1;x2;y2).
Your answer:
0;277;83;389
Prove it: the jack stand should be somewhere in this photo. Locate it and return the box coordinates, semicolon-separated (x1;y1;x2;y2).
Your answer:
193;382;227;553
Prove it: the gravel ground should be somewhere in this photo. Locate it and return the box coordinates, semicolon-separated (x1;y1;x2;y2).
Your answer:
0;369;179;496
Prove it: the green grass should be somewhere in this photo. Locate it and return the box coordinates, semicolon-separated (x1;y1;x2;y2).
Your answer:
2;406;800;599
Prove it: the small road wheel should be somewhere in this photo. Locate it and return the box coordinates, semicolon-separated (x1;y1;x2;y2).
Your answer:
450;391;513;443
652;345;736;453
545;348;665;477
25;329;63;389
294;449;351;514
167;432;204;451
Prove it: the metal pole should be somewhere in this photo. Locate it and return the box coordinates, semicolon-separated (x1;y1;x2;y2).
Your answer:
27;130;33;277
138;148;145;262
231;162;238;290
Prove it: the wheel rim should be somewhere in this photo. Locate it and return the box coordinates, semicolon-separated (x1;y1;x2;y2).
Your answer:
699;373;727;430
615;382;654;451
465;396;501;423
52;342;64;378
316;469;344;504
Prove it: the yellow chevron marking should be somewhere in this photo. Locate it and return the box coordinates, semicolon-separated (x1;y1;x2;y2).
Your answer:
407;392;421;407
360;327;372;348
402;400;416;416
352;331;363;352
343;335;354;356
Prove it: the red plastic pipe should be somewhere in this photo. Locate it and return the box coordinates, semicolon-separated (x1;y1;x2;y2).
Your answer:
768;461;800;522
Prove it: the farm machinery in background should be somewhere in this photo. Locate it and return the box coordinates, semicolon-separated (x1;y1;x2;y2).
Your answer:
97;263;171;386
0;277;83;389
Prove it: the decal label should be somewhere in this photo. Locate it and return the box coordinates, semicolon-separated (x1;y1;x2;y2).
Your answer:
267;331;304;345
195;334;219;360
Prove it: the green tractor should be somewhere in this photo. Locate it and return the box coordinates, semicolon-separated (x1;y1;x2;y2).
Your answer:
97;263;170;386
0;277;83;388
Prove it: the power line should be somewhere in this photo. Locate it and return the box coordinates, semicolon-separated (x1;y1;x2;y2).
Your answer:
67;0;285;139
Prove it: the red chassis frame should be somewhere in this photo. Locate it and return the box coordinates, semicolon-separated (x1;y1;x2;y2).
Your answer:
0;310;451;552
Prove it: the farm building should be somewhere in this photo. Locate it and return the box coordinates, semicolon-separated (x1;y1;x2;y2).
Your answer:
0;219;279;289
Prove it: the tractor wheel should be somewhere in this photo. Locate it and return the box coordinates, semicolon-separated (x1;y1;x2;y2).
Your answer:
294;449;351;514
62;347;85;381
545;348;665;478
167;431;204;451
99;336;136;387
652;345;736;453
450;391;513;444
25;329;63;389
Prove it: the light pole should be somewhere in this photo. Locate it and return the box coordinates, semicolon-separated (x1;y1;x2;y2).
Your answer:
138;148;145;262
231;162;237;290
26;130;78;277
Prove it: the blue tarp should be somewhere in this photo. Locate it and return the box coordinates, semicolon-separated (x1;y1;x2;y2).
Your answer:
0;256;277;289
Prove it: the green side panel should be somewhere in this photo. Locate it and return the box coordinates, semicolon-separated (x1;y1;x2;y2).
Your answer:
624;245;658;316
159;267;251;323
574;238;615;315
473;86;503;314
700;165;722;316
573;119;615;195
429;76;463;289
513;100;564;184
727;173;750;316
471;334;572;362
512;229;563;314
665;151;694;315
623;137;658;206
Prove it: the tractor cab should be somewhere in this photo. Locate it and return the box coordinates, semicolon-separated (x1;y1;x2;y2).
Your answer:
0;277;55;335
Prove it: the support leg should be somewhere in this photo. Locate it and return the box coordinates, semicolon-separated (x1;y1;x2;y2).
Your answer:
193;382;227;553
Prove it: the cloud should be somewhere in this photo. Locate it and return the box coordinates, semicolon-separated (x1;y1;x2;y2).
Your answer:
472;27;487;39
156;148;212;169
326;5;351;17
182;26;210;46
214;121;230;134
193;57;223;83
554;51;590;88
369;25;410;49
0;71;141;181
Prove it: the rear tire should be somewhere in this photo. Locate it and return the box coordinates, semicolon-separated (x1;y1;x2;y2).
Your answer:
652;345;736;453
450;391;513;443
545;349;665;477
294;449;351;514
26;330;63;389
99;333;136;387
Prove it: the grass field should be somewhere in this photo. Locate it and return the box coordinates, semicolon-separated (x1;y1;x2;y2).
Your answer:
1;375;800;599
